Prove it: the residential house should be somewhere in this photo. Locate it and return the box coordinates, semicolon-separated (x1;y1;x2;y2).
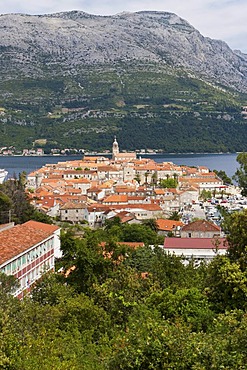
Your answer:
181;220;221;238
178;176;224;193
179;187;199;206
156;219;184;236
107;211;139;225
60;202;88;223
87;205;108;227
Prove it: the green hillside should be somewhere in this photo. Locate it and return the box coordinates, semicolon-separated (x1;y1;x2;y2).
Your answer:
0;62;246;152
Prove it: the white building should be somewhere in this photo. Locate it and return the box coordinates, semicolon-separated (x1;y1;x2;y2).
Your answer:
0;221;60;298
164;237;227;263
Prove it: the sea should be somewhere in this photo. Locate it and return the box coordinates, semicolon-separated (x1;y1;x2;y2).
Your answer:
0;153;239;179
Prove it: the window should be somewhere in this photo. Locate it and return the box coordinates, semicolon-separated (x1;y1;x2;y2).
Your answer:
11;260;17;272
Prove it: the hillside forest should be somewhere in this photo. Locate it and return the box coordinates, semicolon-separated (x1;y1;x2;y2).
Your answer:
1;63;247;153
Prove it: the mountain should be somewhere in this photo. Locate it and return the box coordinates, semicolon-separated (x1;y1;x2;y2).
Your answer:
0;10;246;153
0;10;247;91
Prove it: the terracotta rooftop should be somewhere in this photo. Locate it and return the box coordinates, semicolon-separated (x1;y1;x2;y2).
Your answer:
114;186;136;193
65;178;90;184
35;196;56;209
154;189;165;195
23;220;59;233
164;237;227;250
0;221;59;266
102;203;163;211
179;177;222;184
156;219;184;231
103;195;128;203
112;211;136;223
182;220;220;232
60;202;87;210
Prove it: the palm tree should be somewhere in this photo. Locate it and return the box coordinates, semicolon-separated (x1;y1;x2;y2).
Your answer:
151;172;158;186
134;173;141;184
168;211;180;221
142;218;158;232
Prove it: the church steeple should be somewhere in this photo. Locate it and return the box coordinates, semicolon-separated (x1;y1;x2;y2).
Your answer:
112;136;119;160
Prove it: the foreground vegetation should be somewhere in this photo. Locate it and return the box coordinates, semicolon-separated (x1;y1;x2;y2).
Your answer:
1;208;247;369
0;173;52;224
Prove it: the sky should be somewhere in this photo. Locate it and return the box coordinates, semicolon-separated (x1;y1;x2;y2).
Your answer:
0;0;246;53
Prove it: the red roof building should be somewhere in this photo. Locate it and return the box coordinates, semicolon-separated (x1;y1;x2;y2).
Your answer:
0;221;60;298
164;237;227;263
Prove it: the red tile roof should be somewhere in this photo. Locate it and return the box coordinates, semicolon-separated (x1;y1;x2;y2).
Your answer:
112;211;136;223
24;220;59;233
60;202;87;210
156;219;184;231
164;237;227;250
103;195;128;203
0;221;59;266
182;220;220;232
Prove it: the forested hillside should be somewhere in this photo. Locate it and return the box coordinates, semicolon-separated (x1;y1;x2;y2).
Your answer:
0;63;246;152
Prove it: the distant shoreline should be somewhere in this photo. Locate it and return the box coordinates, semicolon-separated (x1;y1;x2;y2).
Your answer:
1;152;239;179
0;152;239;158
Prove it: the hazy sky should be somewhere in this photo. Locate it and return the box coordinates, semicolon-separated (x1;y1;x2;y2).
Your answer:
0;0;246;52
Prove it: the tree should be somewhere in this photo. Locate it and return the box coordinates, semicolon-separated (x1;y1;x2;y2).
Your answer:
168;211;181;221
151;172;158;186
223;209;247;270
205;255;247;312
214;169;232;185
31;272;75;305
144;171;149;184
61;230;114;293
134;173;141;184
200;189;212;201
233;152;247;196
121;223;160;245
0;191;12;224
125;245;196;290
92;266;155;326
0;173;47;224
0;272;19;294
160;177;178;188
147;287;214;331
104;216;121;230
141;218;158;232
60;228;78;267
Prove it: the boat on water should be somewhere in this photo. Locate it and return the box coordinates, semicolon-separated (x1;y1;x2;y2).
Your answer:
0;169;8;184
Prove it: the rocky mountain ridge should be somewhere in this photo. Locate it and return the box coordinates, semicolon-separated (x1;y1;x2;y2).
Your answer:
0;10;247;92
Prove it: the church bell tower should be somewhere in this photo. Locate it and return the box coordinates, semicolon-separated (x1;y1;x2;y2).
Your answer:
112;136;119;160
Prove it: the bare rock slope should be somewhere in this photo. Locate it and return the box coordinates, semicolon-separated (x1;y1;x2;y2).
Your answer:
0;10;247;91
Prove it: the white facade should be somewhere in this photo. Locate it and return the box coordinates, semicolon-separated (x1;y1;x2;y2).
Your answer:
0;221;60;298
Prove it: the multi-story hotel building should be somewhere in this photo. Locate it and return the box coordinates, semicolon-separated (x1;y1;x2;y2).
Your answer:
0;220;60;299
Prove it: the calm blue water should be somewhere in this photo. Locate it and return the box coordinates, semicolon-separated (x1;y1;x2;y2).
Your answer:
0;153;239;179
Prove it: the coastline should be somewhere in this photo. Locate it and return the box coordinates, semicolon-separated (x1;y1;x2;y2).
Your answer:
0;151;239;157
0;152;239;180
